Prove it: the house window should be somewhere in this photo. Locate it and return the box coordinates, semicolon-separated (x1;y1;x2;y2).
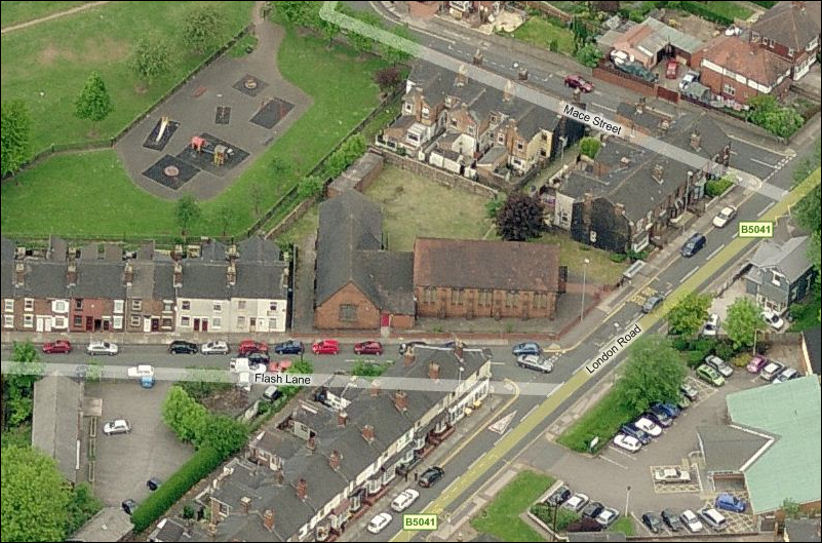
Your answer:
24;298;34;311
213;301;222;313
161;318;173;329
181;316;191;327
788;48;795;58
238;300;247;310
497;133;505;144
768;38;774;49
4;299;13;313
505;291;519;308
75;298;83;310
468;125;476;136
181;300;191;311
422;106;430;119
212;317;221;329
113;316;123;330
163;300;174;313
23;315;33;328
424;287;437;304
517;141;524;151
131;299;142;312
73;316;83;327
3;315;13;328
534;293;548;309
450;288;464;305
339;305;358;322
269;301;278;312
403;102;413;114
478;289;493;306
269;318;277;330
722;84;735;97
236;316;245;327
113;300;124;314
450;118;458;128
130;315;141;327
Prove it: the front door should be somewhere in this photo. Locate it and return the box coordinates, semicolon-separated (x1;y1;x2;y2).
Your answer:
193;318;200;332
151;318;160;332
202;319;208;332
250;317;256;332
36;317;44;332
380;313;391;327
86;316;94;331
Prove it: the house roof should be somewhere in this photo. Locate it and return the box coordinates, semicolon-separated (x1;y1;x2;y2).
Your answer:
611;17;702;63
14;260;72;299
726;376;821;513
70;507;134;542
328;152;383;194
414;238;560;292
752;1;822;51
698;34;792;86
32;375;83;484
698;424;771;473
803;326;821;375
784;519;822;543
748;235;811;282
74;261;126;299
1;237;15;299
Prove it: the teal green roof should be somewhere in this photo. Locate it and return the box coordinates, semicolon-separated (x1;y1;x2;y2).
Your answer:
726;376;821;514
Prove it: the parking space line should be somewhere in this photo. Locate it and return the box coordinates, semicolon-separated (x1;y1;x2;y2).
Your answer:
599;454;629;470
607;446;638;461
750;157;778;168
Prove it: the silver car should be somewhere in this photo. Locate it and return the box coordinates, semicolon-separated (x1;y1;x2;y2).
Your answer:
86;341;118;356
704;355;733;378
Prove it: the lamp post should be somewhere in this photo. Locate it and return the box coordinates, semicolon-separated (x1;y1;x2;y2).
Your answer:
752;328;758;356
580;258;590;324
624;485;631;517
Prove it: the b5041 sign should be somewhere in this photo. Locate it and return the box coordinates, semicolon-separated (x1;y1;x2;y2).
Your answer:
739;221;773;238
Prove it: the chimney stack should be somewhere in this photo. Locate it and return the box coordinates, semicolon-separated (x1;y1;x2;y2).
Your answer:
394;390;409;412
404;349;416;366
652;163;664;183
263;509;275;531
296;478;308;501
227;243;239;260
428;362;440;380
370;380;381;397
689;130;702;151
328;450;341;471
503;80;515;102
307;435;316;452
173;262;183;288
615;203;625;216
14;262;25;287
455;64;468;87
227;261;237;286
241;496;252;514
454;340;464;360
124;261;134;286
276;471;285;486
362;424;375;443
472;49;483;66
636;97;646;114
66;261;77;287
173;244;184;261
337;410;348;427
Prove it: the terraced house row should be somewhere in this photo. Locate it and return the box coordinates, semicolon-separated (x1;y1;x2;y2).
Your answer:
0;236;288;335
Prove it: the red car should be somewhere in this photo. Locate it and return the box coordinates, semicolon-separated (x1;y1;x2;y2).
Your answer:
312;339;340;355
238;340;268;356
564;74;594;93
354;341;383;355
666;59;679;79
42;340;72;354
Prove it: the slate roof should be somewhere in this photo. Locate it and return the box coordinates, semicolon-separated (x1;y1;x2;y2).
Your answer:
74;261;126;299
13;260;72;299
414;238;560;292
32;376;83;484
698;424;771;473
71;507;134;542
698;34;792;86
748;235;811;283
785;519;822;543
803;326;821;375
1;237;15;299
752;1;822;51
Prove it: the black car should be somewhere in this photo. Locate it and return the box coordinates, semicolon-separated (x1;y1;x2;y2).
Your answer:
621;423;652;445
146;478;162;491
641;512;663;534
581;502;604;519
644;408;673;428
545;485;572;507
661;509;682;532
274;340;304;355
248;352;270;366
681;233;706;258
122;499;138;515
418;466;444;488
399;341;428;356
169;340;198;354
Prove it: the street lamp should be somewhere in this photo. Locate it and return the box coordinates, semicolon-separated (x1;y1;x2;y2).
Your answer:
580;258;590;324
752;328;758;356
624;485;631;517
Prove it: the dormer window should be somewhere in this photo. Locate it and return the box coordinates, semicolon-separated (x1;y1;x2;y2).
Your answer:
788;48;795;58
421;106;430;119
403;102;413;114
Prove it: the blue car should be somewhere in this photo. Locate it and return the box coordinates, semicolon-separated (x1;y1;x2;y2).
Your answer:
512;342;541;356
273;340;304;355
715;493;746;513
620;423;652;445
644;409;673;428
654;402;681;418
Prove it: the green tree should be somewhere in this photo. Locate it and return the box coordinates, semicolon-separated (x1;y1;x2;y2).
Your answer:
496;193;545;241
1;445;72;542
182;5;224;54
614;334;686;413
485;196;504;220
297;175;325;199
74;72;113;125
781;498;801;519
162;385;208;444
574;43;603;68
274;1;313;26
130;36;172;84
668;292;713;337
374;66;402;93
747;95;804;138
175;194;202;236
579;137;601;159
199;415;247;456
725;297;765;350
7;341;44;390
318;18;340;45
216;204;233;237
1;100;32;177
379;25;414;65
65;483;103;535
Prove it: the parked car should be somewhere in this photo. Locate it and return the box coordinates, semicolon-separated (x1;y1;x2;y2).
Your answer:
121;499;138;516
642;512;663;533
679;70;699;91
617;61;658;82
642;292;664;313
680;509;704;533
564;74;594;92
677;394;691;410
274;340;304;355
715;493;746;513
705;355;734;378
169;340;198;354
620;423;652;445
654;402;681;418
702;313;720;337
595;507;619;528
238;340;268;356
760;361;785;381
712;205;737;228
747;354;769;374
699;507;727;531
644;409;672;428
773;367;799;383
86;341;118;356
662;509;683;531
665;58;678;79
633;416;662;437
201;341;230;355
398;341;427;355
268;359;293;374
516;354;553;374
545;485;572;507
563;493;589;512
312;339;340;355
354;341;383;355
654;467;691;484
146;478;162;491
680;382;699;401
761;308;784;330
247;352;270;367
613;433;642;453
367;512;393;534
681;233;707;257
263;385;282;402
103;419;131;435
696;364;725;387
512;342;541;356
610;49;633;66
391;489;420;512
418;466;445;488
42;340;72;354
581;501;605;519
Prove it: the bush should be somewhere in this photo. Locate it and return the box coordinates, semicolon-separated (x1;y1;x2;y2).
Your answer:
610;253;628;263
352;361;390;377
131;447;223;533
731;353;750;368
714;340;737;361
705;177;733;198
531;504;579;531
579;137;601;159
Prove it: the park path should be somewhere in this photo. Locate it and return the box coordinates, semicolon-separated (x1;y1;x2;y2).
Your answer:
1;1;111;34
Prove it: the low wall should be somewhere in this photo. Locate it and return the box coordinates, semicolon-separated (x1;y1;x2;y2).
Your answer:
382;152;499;198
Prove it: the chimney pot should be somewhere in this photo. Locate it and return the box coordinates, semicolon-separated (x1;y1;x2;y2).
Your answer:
124;262;134;286
263;509;275;531
296;478;308;501
362;424;375;443
337;410;348;427
15;262;26;287
241;496;252;514
404;350;416;366
227;262;237;286
329;450;341;470
173;262;183;288
66;261;77;287
394;390;409;412
428;362;440;380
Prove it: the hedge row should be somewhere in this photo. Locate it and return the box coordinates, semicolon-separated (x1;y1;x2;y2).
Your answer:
750;1;777;7
679;1;734;26
131;447;223;533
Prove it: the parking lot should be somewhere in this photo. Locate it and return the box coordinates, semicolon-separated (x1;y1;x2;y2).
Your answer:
87;381;193;507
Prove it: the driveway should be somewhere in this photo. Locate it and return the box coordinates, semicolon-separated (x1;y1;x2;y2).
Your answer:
88;381;193;506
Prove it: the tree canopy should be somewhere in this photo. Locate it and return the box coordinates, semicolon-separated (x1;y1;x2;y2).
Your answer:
130;36;172;84
667;292;713;337
1;100;32;177
74;72;113;123
175;194;202;236
162;385;208;444
182;5;224;54
614;334;686;413
496;193;545;241
725;297;765;350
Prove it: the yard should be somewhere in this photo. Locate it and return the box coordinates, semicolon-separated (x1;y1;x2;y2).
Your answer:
470;471;554;542
364;166;494;251
696;1;753;21
536;232;626;287
0;0;89;28
556;387;637;453
509;16;575;55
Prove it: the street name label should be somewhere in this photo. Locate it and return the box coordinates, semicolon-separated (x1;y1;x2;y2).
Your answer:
585;323;642;375
739;221;774;238
403;514;438;531
562;103;624;136
254;373;312;386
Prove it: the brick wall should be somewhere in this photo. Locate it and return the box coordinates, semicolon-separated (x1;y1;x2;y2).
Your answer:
383;152;499;197
314;283;381;330
415;286;557;320
592;65;656;97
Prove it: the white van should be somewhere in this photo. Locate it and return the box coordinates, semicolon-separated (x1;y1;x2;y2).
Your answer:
699;507;727;531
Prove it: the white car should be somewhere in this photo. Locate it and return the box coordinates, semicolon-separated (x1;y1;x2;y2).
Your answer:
103;419;130;435
86;341;119;356
680;509;704;533
634;417;662;437
704;355;734;378
562;493;589;512
679;71;698;91
712;205;737;228
760;361;785;381
595;507;620;528
773;367;799;383
391;489;420;512
613;433;642;453
201;341;230;355
367;512;393;534
761;308;784;331
653;467;691;484
516;354;553;374
702;313;720;336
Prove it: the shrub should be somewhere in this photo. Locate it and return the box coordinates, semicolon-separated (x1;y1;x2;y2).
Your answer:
610;253;628;263
731;353;749;368
579;137;601;159
714;340;737;361
705;177;733;198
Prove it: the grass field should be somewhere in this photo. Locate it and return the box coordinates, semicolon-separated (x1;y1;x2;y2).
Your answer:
470;471;554;542
1;1;253;153
556;387;637;453
701;1;753;21
609;516;635;536
364;166;493;251
0;0;89;28
537;232;625;286
510;16;575;55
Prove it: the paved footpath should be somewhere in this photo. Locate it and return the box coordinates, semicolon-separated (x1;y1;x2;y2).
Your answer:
1;1;110;34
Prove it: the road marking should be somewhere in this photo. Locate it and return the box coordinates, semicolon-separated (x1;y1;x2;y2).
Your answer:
493;429;511;445
599;454;629;470
490;361;506;365
607;446;638;461
520;404;538;421
705;243;725;261
591;102;617;112
732;232;739;239
750;157;778;168
757;202;775;217
679;268;698;284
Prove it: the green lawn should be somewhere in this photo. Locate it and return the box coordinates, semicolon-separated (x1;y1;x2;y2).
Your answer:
0;0;89;28
1;28;387;238
510;16;575;55
470;471;554;542
1;1;253;153
364;165;493;251
536;232;626;287
609;516;635;536
556;388;637;453
701;1;753;21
